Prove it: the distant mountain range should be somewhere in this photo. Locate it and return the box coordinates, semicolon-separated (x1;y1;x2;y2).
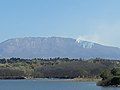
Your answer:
0;37;120;59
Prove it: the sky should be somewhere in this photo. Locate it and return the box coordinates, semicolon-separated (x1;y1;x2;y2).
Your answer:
0;0;120;47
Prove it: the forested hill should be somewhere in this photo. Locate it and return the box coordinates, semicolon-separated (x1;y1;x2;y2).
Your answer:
0;58;120;79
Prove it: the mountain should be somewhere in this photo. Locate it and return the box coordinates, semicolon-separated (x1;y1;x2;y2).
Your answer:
0;37;120;59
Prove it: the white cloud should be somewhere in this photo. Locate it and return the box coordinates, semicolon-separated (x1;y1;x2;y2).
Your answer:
77;20;120;47
76;20;120;48
77;35;102;44
94;22;120;47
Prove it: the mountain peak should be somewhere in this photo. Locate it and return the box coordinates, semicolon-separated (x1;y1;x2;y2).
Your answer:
0;37;120;59
76;38;95;48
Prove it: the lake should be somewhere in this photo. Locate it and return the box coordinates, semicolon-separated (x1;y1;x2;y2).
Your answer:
0;79;119;90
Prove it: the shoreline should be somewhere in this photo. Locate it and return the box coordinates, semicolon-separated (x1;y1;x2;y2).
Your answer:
73;78;101;82
0;77;101;82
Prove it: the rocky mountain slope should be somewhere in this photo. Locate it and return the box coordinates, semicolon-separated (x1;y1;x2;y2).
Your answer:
0;37;120;59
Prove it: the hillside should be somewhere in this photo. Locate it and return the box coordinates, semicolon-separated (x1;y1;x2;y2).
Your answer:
0;58;120;79
0;37;120;59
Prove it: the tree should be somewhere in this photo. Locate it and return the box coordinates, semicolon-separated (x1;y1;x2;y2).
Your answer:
100;70;110;80
111;68;120;76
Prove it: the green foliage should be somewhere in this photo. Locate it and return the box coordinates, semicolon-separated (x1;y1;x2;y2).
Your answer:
100;70;110;80
0;58;120;80
98;67;120;86
110;76;120;85
111;68;120;76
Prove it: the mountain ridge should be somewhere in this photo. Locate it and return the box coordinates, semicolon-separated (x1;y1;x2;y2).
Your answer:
0;37;120;59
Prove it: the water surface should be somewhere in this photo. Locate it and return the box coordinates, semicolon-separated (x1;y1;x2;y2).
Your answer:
0;79;119;90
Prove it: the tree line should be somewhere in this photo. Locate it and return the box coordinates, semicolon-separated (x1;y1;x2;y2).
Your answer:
0;57;119;79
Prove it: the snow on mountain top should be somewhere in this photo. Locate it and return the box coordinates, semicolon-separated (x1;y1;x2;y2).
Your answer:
76;38;95;48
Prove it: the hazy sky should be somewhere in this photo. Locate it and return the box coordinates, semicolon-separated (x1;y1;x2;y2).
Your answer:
0;0;120;47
